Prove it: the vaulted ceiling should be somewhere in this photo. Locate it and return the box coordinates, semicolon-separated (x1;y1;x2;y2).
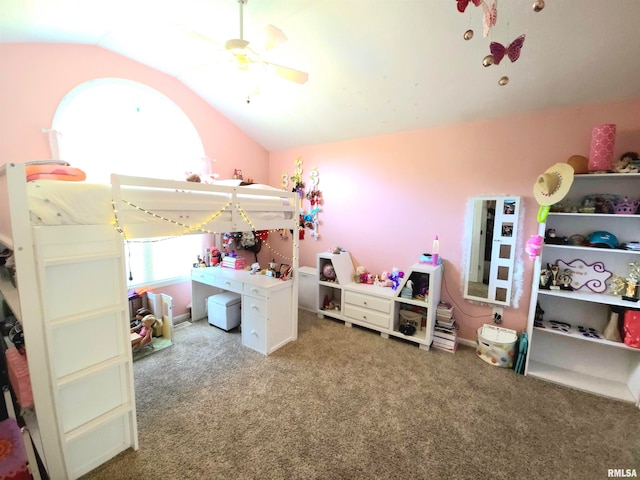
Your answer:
2;0;640;151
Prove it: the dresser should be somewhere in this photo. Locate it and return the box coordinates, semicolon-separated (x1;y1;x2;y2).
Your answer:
191;267;295;355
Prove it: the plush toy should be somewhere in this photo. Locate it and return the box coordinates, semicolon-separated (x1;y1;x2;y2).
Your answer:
354;266;367;283
378;271;394;288
613;152;640;173
388;268;405;291
525;235;543;260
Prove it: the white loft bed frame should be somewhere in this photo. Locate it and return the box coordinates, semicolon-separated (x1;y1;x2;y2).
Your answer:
0;162;299;479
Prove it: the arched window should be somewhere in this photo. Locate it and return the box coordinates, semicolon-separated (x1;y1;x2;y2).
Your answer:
52;78;209;285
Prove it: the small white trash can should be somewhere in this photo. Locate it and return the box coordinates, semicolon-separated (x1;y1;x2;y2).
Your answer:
208;292;241;331
476;324;518;368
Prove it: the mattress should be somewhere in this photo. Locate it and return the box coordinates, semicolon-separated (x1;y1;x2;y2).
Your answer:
27;180;293;230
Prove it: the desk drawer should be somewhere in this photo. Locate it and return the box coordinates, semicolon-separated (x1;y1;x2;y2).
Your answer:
243;296;268;317
343;304;390;329
243;283;268;299
212;276;242;293
242;312;267;354
344;291;391;314
191;269;213;283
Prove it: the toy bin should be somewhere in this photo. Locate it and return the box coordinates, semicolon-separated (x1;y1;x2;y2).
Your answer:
208;292;241;331
476;324;518;368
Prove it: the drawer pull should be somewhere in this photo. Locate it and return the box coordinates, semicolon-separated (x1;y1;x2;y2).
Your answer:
225;281;231;286
363;301;367;305
251;330;258;336
252;305;259;310
252;288;259;294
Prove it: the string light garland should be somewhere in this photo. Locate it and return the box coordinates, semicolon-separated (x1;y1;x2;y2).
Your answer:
111;199;297;263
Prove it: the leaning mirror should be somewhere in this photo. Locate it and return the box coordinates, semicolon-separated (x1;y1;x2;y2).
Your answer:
464;196;521;306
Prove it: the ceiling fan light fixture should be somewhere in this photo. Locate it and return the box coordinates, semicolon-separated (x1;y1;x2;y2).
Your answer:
225;38;250;54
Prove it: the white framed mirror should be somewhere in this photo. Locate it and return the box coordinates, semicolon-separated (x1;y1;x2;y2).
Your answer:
464;196;521;306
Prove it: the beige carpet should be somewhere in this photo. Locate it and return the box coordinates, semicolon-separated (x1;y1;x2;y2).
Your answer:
81;310;640;480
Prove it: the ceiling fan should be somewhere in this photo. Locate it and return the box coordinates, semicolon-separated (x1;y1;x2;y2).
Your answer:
188;0;309;87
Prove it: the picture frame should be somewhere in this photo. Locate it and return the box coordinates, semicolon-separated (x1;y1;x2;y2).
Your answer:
279;264;290;278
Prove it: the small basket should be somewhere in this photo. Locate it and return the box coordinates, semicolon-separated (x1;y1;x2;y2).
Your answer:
476;324;518;368
399;310;422;331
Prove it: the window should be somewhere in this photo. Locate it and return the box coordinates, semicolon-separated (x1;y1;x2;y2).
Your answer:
53;78;209;285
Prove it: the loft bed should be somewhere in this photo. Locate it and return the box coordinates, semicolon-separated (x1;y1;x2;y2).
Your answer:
0;162;300;479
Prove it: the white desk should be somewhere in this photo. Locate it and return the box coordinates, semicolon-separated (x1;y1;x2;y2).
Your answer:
191;267;295;354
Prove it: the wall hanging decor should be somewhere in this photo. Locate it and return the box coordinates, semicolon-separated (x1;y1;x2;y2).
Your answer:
283;157;323;241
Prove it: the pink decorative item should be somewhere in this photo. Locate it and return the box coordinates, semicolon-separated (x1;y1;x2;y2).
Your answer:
482;0;497;37
456;0;481;13
489;35;526;64
525;235;543;260
588;124;616;172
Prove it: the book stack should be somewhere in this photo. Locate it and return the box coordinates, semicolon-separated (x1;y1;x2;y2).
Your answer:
222;256;246;270
433;301;458;353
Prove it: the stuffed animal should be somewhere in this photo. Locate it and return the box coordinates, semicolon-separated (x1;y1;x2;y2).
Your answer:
613;152;640;173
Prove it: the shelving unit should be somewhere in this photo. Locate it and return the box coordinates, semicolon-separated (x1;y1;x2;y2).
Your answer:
525;173;640;406
316;253;442;350
316;252;355;321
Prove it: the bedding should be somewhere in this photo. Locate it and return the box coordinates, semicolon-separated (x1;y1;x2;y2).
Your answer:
26;180;293;229
25;164;86;182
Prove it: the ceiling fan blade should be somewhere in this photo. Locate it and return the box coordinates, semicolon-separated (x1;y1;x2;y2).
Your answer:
260;25;288;52
177;23;225;50
265;62;309;84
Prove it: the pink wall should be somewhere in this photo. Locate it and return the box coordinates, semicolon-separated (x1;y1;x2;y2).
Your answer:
0;43;269;317
2;43;639;340
270;99;640;339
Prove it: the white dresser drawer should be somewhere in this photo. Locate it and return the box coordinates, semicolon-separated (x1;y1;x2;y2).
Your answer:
243;283;268;299
343;304;390;329
344;290;391;314
243;296;268;317
242;312;267;354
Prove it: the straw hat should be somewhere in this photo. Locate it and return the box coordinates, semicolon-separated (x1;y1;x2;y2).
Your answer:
533;163;575;206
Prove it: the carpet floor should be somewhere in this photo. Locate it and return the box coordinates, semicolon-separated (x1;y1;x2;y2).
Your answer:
81;310;640;480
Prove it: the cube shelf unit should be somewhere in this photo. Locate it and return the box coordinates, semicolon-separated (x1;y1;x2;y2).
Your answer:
316;252;442;350
317;252;355;320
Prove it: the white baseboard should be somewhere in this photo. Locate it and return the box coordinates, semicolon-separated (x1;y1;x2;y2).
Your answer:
458;337;476;348
173;313;191;324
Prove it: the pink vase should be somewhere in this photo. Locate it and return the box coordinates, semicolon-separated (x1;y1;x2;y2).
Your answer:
588;124;616;172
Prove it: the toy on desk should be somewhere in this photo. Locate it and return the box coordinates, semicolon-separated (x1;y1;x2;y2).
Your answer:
249;262;261;275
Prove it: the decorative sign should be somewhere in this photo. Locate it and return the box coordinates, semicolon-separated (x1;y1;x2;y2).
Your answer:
556;259;612;293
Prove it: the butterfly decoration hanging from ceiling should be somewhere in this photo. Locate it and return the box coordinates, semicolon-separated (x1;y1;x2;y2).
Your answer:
481;0;497;37
456;0;482;13
454;0;542;85
490;35;526;64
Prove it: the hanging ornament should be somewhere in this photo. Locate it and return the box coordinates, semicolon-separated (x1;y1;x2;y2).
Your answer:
456;0;482;13
498;76;509;86
533;0;545;12
482;0;497;37
482;55;494;67
463;29;474;41
490;35;526;64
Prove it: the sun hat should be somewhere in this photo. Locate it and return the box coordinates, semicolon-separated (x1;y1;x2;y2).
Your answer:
533;163;575;206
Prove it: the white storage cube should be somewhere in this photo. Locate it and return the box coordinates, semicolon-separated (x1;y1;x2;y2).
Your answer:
208;292;241;331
